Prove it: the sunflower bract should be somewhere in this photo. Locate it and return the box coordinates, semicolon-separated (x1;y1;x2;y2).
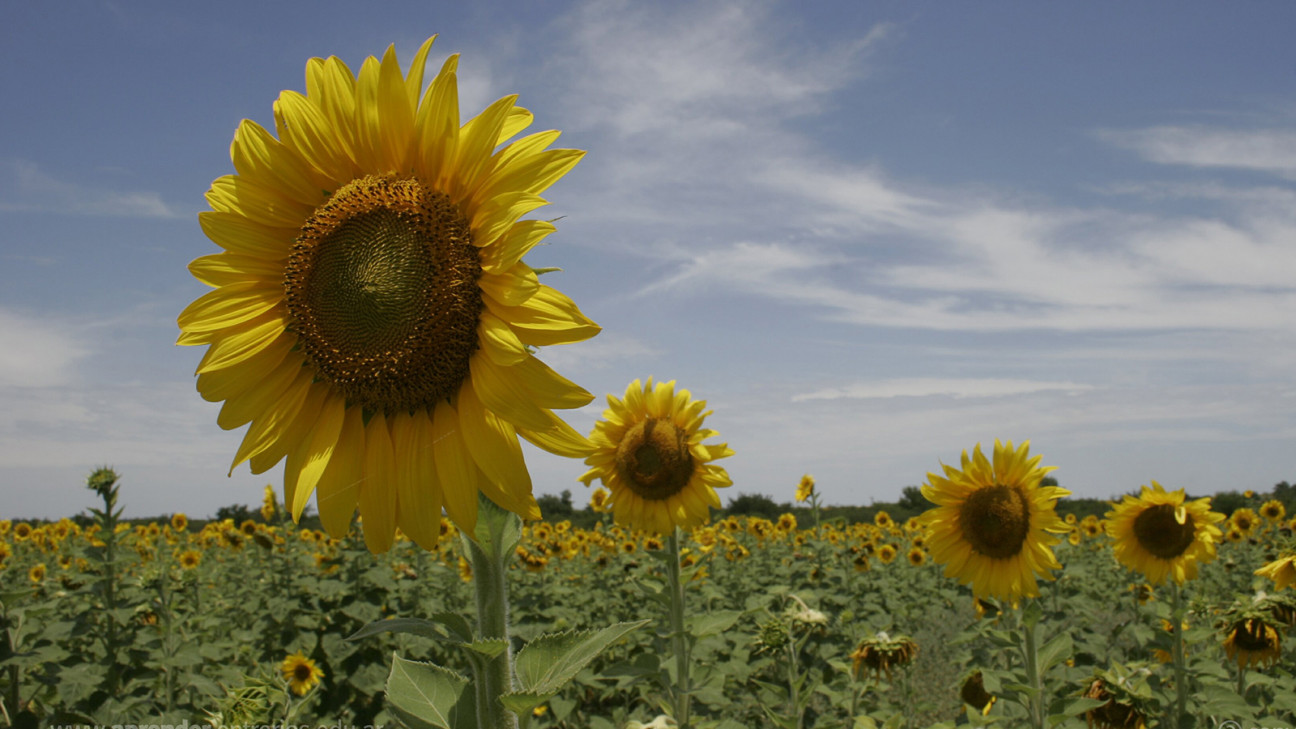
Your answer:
178;37;599;553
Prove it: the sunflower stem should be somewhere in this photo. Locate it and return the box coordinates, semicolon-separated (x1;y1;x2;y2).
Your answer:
1170;582;1188;729
1019;600;1045;729
466;496;522;729
665;528;693;729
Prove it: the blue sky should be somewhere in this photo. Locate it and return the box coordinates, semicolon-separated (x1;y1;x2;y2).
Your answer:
2;1;1295;519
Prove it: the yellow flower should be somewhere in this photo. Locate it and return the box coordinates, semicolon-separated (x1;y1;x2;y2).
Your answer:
906;546;927;566
580;378;733;534
28;563;46;583
873;511;892;528
589;486;610;513
1105;481;1224;586
1230;507;1258;535
12;523;31;541
920;440;1070;600
281;652;325;696
877;544;898;564
178;550;202;569
795;474;815;503
177;37;598;553
1259;499;1285;522
170;513;188;531
1256;555;1296;591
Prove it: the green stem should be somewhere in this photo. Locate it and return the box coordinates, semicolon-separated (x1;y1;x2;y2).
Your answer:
1170;582;1187;729
1020;603;1044;729
785;634;802;729
666;528;692;729
1235;663;1246;700
467;531;518;729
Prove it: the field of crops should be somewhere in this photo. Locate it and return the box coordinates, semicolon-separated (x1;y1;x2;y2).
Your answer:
2;478;1295;729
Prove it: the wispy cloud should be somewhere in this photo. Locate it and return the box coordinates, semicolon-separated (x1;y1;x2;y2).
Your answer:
1096;126;1296;179
0;160;181;218
0;309;88;388
792;378;1094;402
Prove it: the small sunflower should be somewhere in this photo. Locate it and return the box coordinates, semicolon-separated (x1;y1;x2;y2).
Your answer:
28;563;46;584
1230;508;1258;535
589;486;610;513
170;513;188;531
795;474;815;503
874;511;893;528
580;378;733;534
281;652;325;696
1259;499;1286;522
920;440;1070;600
178;550;202;569
177;37;598;553
1105;481;1224;585
877;543;898;564
906;546;927;566
1256;554;1296;591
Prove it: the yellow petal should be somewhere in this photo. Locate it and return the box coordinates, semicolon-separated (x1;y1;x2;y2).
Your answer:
391;409;442;550
195;335;292;403
250;379;326;475
479;262;539;307
478;310;528;366
187;253;285;288
177;281;282;334
479;219;555;274
316;405;364;537
273;91;356;181
306;55;359;168
516;409;594;459
377;44;416;170
467;353;592;432
453;95;518;202
206;175;312;229
475;147;584;205
230;119;331;206
198;211;293;260
193;313;288;373
457;382;540;520
359;415;398;553
215;353;303;430
285;393;346;521
404;37;437;109
432;400;479;534
414;55;460;187
228;366;312;473
470;192;548;248
485;284;600;346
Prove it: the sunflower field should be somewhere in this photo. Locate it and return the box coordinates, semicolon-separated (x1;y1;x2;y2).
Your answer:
2;471;1295;729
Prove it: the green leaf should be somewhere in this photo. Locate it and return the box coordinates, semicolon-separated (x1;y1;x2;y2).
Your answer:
349;614;473;645
1047;696;1106;724
385;654;474;729
499;689;551;716
463;638;508;659
686;610;744;639
1037;633;1073;673
467;492;522;561
514;620;649;696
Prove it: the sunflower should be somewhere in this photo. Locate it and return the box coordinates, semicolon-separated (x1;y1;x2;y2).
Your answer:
1222;617;1282;670
28;563;46;584
873;511;892;528
849;632;918;681
177;37;598;553
906;546;927;566
579;378;733;534
1260;499;1286;522
795;474;815;503
1256;555;1296;591
281;652;325;696
920;440;1070;600
178;550;202;569
876;544;898;564
959;671;995;716
1105;481;1224;586
1231;508;1258;535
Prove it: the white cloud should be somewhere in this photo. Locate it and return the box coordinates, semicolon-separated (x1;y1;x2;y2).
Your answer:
1097;126;1296;178
0;160;180;218
0;309;88;388
792;378;1094;402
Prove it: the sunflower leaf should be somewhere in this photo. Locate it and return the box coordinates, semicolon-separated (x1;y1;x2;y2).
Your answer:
498;689;554;716
1037;633;1073;673
385;654;475;729
513;620;650;695
686;609;745;639
348;613;473;645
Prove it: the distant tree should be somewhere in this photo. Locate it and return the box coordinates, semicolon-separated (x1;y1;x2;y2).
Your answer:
1041;476;1059;487
215;503;254;524
725;492;784;519
1211;490;1248;516
537;489;574;519
898;485;928;512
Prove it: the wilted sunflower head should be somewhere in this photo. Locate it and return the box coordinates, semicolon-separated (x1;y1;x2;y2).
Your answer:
959;670;995;715
849;631;918;681
178;37;599;554
795;474;815;503
1082;675;1148;729
920;440;1070;600
580;378;733;534
1222;617;1282;670
1105;481;1224;586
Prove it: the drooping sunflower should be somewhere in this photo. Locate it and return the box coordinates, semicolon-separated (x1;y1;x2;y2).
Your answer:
795;474;815;503
281;651;325;696
1256;555;1296;591
579;378;733;534
177;38;598;553
920;440;1070;600
1105;481;1224;586
1222;617;1282;670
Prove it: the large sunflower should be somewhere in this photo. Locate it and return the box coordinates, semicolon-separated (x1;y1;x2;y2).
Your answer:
178;38;599;553
1105;481;1224;586
920;440;1070;600
579;378;733;534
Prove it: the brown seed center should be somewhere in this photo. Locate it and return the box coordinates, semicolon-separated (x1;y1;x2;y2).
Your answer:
293;662;314;682
615;418;694;501
284;174;482;414
959;484;1031;559
1132;503;1196;559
